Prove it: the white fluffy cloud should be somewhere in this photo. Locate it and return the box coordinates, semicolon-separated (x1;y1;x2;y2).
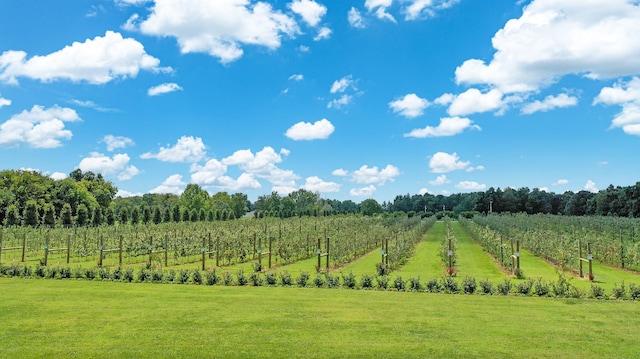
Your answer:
348;7;366;28
78;152;140;180
332;168;348;176
50;172;67;180
404;0;460;20
189;157;262;191
429;152;471;173
447;88;505;116
455;181;487;191
365;0;396;22
327;94;352;109
314;26;332;41
330;75;353;94
302;176;341;193
149;174;186;195
429;175;450;186
389;93;430;118
290;0;327;27
455;0;640;93
522;93;578;114
584;180;598;193
148;83;183;96
0;105;80;148
594;77;640;135
350;185;377;197
141;136;206;163
289;74;304;81
351;164;400;185
103;135;134;151
0;96;10;108
404;117;480;138
553;179;569;186
137;0;299;64
285;118;335;140
0;31;166;84
222;146;299;188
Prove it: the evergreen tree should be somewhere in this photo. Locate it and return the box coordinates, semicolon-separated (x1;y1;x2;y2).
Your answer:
163;207;171;223
61;203;73;227
153;206;162;224
182;208;190;222
92;207;102;226
42;203;56;227
23;200;40;227
142;206;151;224
76;204;89;226
119;207;129;224
4;204;20;226
131;207;139;225
173;205;181;222
105;207;115;226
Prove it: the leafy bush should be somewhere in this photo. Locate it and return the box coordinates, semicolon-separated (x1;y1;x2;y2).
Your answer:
496;279;512;295
590;284;605;299
236;270;248;286
611;282;626;300
313;274;325;288
192;269;203;285
250;272;263;286
205;269;219;285
393;276;406;292
629;283;640;300
462;276;477;294
222;271;234;286
152;269;164;283
253;262;262;273
375;262;389;276
123;267;135;282
98;267;111;281
376;275;389;290
534;278;550;297
165;269;176;283
517;279;534;296
84;267;97;281
138;267;151;283
35;266;46;278
408;277;422;292
325;273;340;288
112;266;123;281
514;268;525;280
479;279;493;295
360;274;374;289
21;265;33;278
426;278;442;293
177;269;190;284
296;272;310;287
551;273;571;298
278;271;292;286
264;271;277;286
342;272;357;289
441;276;459;294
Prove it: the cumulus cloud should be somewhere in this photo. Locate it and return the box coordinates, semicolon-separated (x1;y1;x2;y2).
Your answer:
149;174;186;195
314;26;332;41
222;146;299;188
189;157;262;191
584;180;598;193
116;189;143;198
455;181;487;191
553;179;569;186
290;0;327;27
404;117;480;138
0;105;80;148
389;93;430;118
521;93;578;114
137;0;299;64
148;83;183;96
50;172;67;180
429;175;450;186
447;88;505;116
103;135;134;151
429;152;471;173
351;164;400;185
302;176;341;193
594;77;640;135
455;0;640;93
78;152;140;180
0;96;10;108
365;0;396;22
404;0;460;20
0;31;167;84
348;7;366;28
332;168;348;176
350;185;377;197
141;136;206;163
285;118;334;140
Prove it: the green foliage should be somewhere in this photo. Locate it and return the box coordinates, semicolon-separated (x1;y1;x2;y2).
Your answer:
441;276;460;294
479;279;494;295
4;204;20;226
296;272;310;287
205;269;219;285
342;272;357;289
534;278;550;297
360;274;374;289
612;282;626;300
517;279;534;296
23;200;39;227
462;276;477;294
278;271;292;286
264;272;277;286
408;277;422;292
393;276;406;291
313;274;325;288
496;279;511;295
42;203;56;227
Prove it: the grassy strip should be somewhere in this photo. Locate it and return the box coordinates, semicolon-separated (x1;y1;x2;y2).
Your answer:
451;221;508;282
394;221;445;279
334;247;381;276
1;278;640;358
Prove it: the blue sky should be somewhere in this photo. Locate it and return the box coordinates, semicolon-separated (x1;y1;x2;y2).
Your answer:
1;0;639;202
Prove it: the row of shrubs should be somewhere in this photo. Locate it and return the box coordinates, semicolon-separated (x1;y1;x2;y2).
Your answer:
1;263;639;300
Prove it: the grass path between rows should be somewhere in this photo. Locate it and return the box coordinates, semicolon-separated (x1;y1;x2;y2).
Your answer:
450;221;505;282
2;278;640;358
393;221;445;279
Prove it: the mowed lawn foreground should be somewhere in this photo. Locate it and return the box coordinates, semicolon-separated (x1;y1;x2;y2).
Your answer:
1;278;639;358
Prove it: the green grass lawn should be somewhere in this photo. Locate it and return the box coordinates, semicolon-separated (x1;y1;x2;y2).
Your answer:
393;221;446;279
451;221;506;282
1;277;639;358
333;247;382;276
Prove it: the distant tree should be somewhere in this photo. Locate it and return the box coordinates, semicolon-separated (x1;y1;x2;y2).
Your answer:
172;206;181;222
42;203;56;227
4;204;20;226
60;203;73;227
119;207;129;224
182;208;190;222
76;204;89;226
23;200;40;227
142;206;151;224
153;206;162;224
105;207;115;226
92;207;102;226
163;207;171;223
360;199;383;216
199;208;206;221
130;207;139;225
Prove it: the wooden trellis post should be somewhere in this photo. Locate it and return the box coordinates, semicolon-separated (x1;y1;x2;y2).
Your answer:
579;239;594;281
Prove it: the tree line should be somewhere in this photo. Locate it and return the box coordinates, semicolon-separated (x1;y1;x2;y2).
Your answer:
2;169;640;227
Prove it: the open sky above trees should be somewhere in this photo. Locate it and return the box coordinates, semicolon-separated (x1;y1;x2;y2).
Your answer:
1;0;640;202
